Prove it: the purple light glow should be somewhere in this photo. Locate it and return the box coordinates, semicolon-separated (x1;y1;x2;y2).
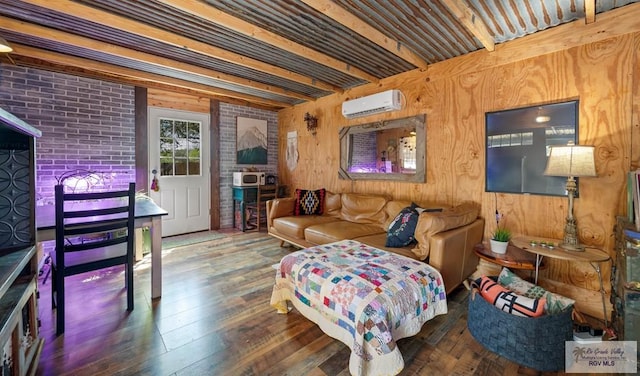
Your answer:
63;172;118;193
349;163;377;173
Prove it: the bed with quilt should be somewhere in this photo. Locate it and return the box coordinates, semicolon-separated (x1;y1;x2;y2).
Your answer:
270;239;448;376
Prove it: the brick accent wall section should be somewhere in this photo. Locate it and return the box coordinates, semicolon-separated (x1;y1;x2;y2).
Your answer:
350;132;377;172
219;103;279;228
0;64;136;205
1;64;280;229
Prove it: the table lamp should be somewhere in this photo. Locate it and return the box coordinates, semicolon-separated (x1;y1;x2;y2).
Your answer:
543;141;596;251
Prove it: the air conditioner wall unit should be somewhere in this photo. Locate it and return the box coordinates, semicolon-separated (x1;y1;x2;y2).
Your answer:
341;89;402;119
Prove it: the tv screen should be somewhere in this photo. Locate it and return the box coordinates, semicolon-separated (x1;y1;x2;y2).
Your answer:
485;100;578;196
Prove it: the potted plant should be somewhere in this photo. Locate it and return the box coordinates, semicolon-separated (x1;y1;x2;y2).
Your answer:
490;227;511;254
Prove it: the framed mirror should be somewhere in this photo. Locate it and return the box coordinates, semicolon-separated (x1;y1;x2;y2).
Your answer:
485;100;578;196
339;114;425;183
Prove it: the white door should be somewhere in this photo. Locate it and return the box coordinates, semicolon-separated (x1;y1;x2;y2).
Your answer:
148;107;210;237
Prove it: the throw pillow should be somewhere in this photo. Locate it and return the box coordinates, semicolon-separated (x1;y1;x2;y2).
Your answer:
498;267;575;314
294;188;325;215
385;204;420;247
478;276;545;318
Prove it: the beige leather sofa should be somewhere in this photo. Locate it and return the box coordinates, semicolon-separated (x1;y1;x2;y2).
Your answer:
266;192;484;293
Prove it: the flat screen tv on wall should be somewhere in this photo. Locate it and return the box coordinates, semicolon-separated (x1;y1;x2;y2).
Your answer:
485;100;578;197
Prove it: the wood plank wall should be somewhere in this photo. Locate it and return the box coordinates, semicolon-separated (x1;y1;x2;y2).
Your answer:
277;7;640;321
148;88;211;113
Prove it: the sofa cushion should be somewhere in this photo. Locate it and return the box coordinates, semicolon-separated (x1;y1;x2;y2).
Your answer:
294;188;326;215
304;220;385;245
340;193;388;225
385;205;420;247
412;201;480;259
324;191;342;218
272;215;340;240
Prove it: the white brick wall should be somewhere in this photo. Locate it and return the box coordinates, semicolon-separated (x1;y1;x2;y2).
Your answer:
0;64;280;229
219;103;279;228
0;64;136;205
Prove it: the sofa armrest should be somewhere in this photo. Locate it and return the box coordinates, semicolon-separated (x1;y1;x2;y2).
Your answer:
428;218;484;293
412;201;480;259
266;197;296;229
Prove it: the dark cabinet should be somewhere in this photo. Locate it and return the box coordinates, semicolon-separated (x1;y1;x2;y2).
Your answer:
0;108;43;375
612;217;640;350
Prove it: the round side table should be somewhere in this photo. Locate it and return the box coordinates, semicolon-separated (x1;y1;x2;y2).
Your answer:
473;242;543;279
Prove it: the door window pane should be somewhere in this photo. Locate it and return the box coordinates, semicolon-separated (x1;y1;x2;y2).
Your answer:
160;119;173;137
174;159;187;176
160;139;173;158
188;159;200;175
158;118;202;176
160;158;173;175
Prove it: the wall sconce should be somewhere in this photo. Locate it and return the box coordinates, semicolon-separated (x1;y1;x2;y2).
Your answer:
0;36;13;53
304;112;318;135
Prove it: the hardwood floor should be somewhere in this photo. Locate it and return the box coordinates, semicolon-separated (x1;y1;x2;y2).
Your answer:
33;230;576;375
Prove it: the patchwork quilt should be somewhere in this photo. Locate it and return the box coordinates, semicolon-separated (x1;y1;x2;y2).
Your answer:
270;240;448;376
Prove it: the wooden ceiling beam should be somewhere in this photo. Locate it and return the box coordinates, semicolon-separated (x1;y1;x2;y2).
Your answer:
585;0;596;24
9;44;290;108
11;55;282;111
441;0;495;52
19;0;341;93
158;0;379;83
6;54;280;110
0;16;314;103
291;0;429;70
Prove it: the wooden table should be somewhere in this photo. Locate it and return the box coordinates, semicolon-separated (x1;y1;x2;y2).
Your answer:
474;242;542;271
232;186;257;231
511;236;611;327
36;197;168;299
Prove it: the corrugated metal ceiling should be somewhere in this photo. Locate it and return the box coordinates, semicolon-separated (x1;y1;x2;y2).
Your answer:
0;0;638;110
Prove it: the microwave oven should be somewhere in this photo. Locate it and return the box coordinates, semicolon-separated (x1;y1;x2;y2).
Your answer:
233;172;265;186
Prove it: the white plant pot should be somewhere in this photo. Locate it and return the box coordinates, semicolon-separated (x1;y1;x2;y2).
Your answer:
490;239;509;254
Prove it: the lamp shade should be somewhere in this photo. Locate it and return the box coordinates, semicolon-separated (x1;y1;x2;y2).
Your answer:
543;143;596;177
0;36;12;53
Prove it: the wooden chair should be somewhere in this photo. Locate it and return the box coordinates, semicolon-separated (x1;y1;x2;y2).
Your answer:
52;182;136;336
246;184;279;231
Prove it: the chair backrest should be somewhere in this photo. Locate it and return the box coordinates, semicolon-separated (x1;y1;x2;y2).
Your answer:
257;184;278;203
54;182;136;269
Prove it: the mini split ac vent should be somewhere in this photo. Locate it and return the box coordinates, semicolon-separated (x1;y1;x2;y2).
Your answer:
341;89;403;119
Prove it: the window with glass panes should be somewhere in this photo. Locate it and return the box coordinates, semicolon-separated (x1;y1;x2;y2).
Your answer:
399;135;416;170
160;118;201;176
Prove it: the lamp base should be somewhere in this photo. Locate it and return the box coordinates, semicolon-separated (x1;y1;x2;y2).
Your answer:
560;242;585;252
561;197;584;251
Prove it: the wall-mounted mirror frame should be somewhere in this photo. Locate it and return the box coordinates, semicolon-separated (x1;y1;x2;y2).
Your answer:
339;114;425;183
485;100;578;196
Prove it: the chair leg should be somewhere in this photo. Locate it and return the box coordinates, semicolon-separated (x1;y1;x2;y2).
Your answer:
257;203;261;232
55;269;65;336
126;262;134;311
51;265;56;309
